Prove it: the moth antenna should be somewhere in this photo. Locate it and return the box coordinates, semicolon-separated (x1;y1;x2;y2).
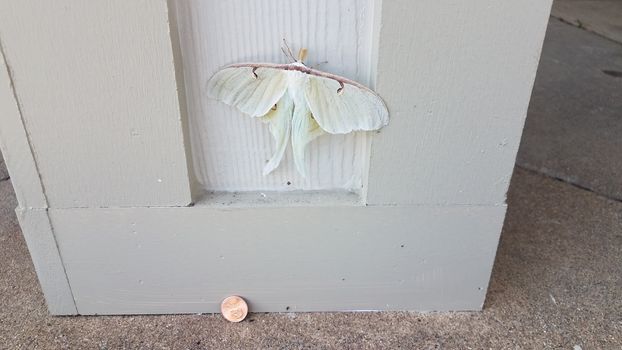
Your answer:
283;38;295;62
280;47;293;63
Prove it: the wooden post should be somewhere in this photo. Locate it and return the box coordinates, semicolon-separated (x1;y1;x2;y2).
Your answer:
0;0;552;315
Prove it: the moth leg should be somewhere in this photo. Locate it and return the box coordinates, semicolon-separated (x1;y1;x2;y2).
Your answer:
282;38;295;62
312;61;329;69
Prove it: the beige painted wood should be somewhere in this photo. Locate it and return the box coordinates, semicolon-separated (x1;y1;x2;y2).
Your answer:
0;1;192;208
16;209;76;315
0;0;553;315
50;204;505;315
0;42;47;209
166;0;202;202
1;34;75;315
366;0;553;206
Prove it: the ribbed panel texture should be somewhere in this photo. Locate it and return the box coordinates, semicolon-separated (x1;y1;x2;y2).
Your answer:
174;0;374;192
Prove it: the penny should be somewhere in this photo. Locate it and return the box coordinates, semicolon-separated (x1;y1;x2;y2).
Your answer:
220;295;248;322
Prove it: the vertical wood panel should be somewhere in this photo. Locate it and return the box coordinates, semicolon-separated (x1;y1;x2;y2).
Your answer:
174;0;375;192
0;41;47;209
0;0;192;208
367;0;553;205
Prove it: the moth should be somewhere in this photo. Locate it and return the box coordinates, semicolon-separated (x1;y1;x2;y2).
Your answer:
207;43;389;177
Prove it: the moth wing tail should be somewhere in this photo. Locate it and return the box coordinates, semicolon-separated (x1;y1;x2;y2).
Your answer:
207;66;289;117
291;102;324;178
261;94;293;176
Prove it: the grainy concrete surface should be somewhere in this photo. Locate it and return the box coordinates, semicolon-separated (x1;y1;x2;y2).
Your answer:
1;167;620;349
517;19;622;201
552;0;622;43
0;151;8;182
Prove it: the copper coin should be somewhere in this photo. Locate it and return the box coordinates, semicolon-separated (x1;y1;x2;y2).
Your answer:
220;295;248;322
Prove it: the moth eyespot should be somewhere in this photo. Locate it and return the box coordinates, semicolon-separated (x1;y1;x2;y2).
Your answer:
252;67;259;79
337;82;345;95
271;104;277;111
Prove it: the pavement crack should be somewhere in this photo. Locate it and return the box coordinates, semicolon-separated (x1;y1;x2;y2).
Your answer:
551;16;622;47
516;164;622;204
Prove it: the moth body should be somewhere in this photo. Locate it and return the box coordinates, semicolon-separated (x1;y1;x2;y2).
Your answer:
284;64;307;103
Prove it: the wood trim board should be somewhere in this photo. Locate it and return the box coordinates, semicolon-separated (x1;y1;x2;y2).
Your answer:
50;204;506;314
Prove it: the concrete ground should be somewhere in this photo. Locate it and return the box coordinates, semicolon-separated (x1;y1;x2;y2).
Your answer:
2;5;622;350
518;17;622;201
552;0;622;43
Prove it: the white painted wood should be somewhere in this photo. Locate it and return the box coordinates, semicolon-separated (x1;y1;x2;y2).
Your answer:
367;0;553;206
16;209;77;315
173;0;375;192
50;204;505;314
0;42;47;209
0;1;192;208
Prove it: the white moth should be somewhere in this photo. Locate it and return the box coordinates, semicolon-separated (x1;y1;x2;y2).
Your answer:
207;45;389;177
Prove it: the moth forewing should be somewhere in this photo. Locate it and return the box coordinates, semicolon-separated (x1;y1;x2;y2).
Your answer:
207;66;288;117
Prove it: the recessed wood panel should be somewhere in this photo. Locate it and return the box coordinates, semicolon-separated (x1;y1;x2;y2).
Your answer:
173;0;375;192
